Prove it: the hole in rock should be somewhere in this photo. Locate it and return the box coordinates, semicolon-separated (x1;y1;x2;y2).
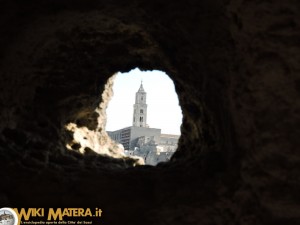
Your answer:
106;68;183;165
64;68;182;166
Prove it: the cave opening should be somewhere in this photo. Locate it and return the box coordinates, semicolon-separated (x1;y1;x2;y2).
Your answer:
106;68;183;165
64;68;183;166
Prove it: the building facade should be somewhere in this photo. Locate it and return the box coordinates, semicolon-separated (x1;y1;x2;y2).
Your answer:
107;126;161;151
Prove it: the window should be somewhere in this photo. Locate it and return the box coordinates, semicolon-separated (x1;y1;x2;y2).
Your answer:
140;109;143;114
140;117;143;122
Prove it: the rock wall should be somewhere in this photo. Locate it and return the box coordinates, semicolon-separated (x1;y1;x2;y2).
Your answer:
0;0;299;224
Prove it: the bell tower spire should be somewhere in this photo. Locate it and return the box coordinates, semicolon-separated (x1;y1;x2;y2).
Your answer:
133;81;147;127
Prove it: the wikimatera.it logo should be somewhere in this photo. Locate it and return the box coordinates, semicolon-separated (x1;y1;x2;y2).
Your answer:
0;208;103;225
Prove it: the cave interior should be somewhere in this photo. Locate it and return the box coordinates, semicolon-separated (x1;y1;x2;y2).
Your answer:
0;0;299;224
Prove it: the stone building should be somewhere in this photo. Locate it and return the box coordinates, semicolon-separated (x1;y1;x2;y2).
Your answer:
107;126;161;151
159;134;180;152
107;82;180;164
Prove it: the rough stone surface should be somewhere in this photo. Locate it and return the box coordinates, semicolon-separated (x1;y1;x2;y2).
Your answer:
0;0;299;224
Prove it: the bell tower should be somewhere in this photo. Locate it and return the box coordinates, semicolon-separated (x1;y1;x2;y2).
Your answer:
133;81;147;127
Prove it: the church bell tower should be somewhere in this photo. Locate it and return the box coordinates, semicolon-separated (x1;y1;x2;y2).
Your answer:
133;82;147;127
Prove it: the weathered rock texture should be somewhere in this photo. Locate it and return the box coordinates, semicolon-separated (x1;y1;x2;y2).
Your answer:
0;0;299;224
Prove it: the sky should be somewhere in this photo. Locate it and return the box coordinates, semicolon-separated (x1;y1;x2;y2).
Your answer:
105;68;182;135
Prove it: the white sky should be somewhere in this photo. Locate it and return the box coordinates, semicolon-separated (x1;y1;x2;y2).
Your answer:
105;68;182;135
